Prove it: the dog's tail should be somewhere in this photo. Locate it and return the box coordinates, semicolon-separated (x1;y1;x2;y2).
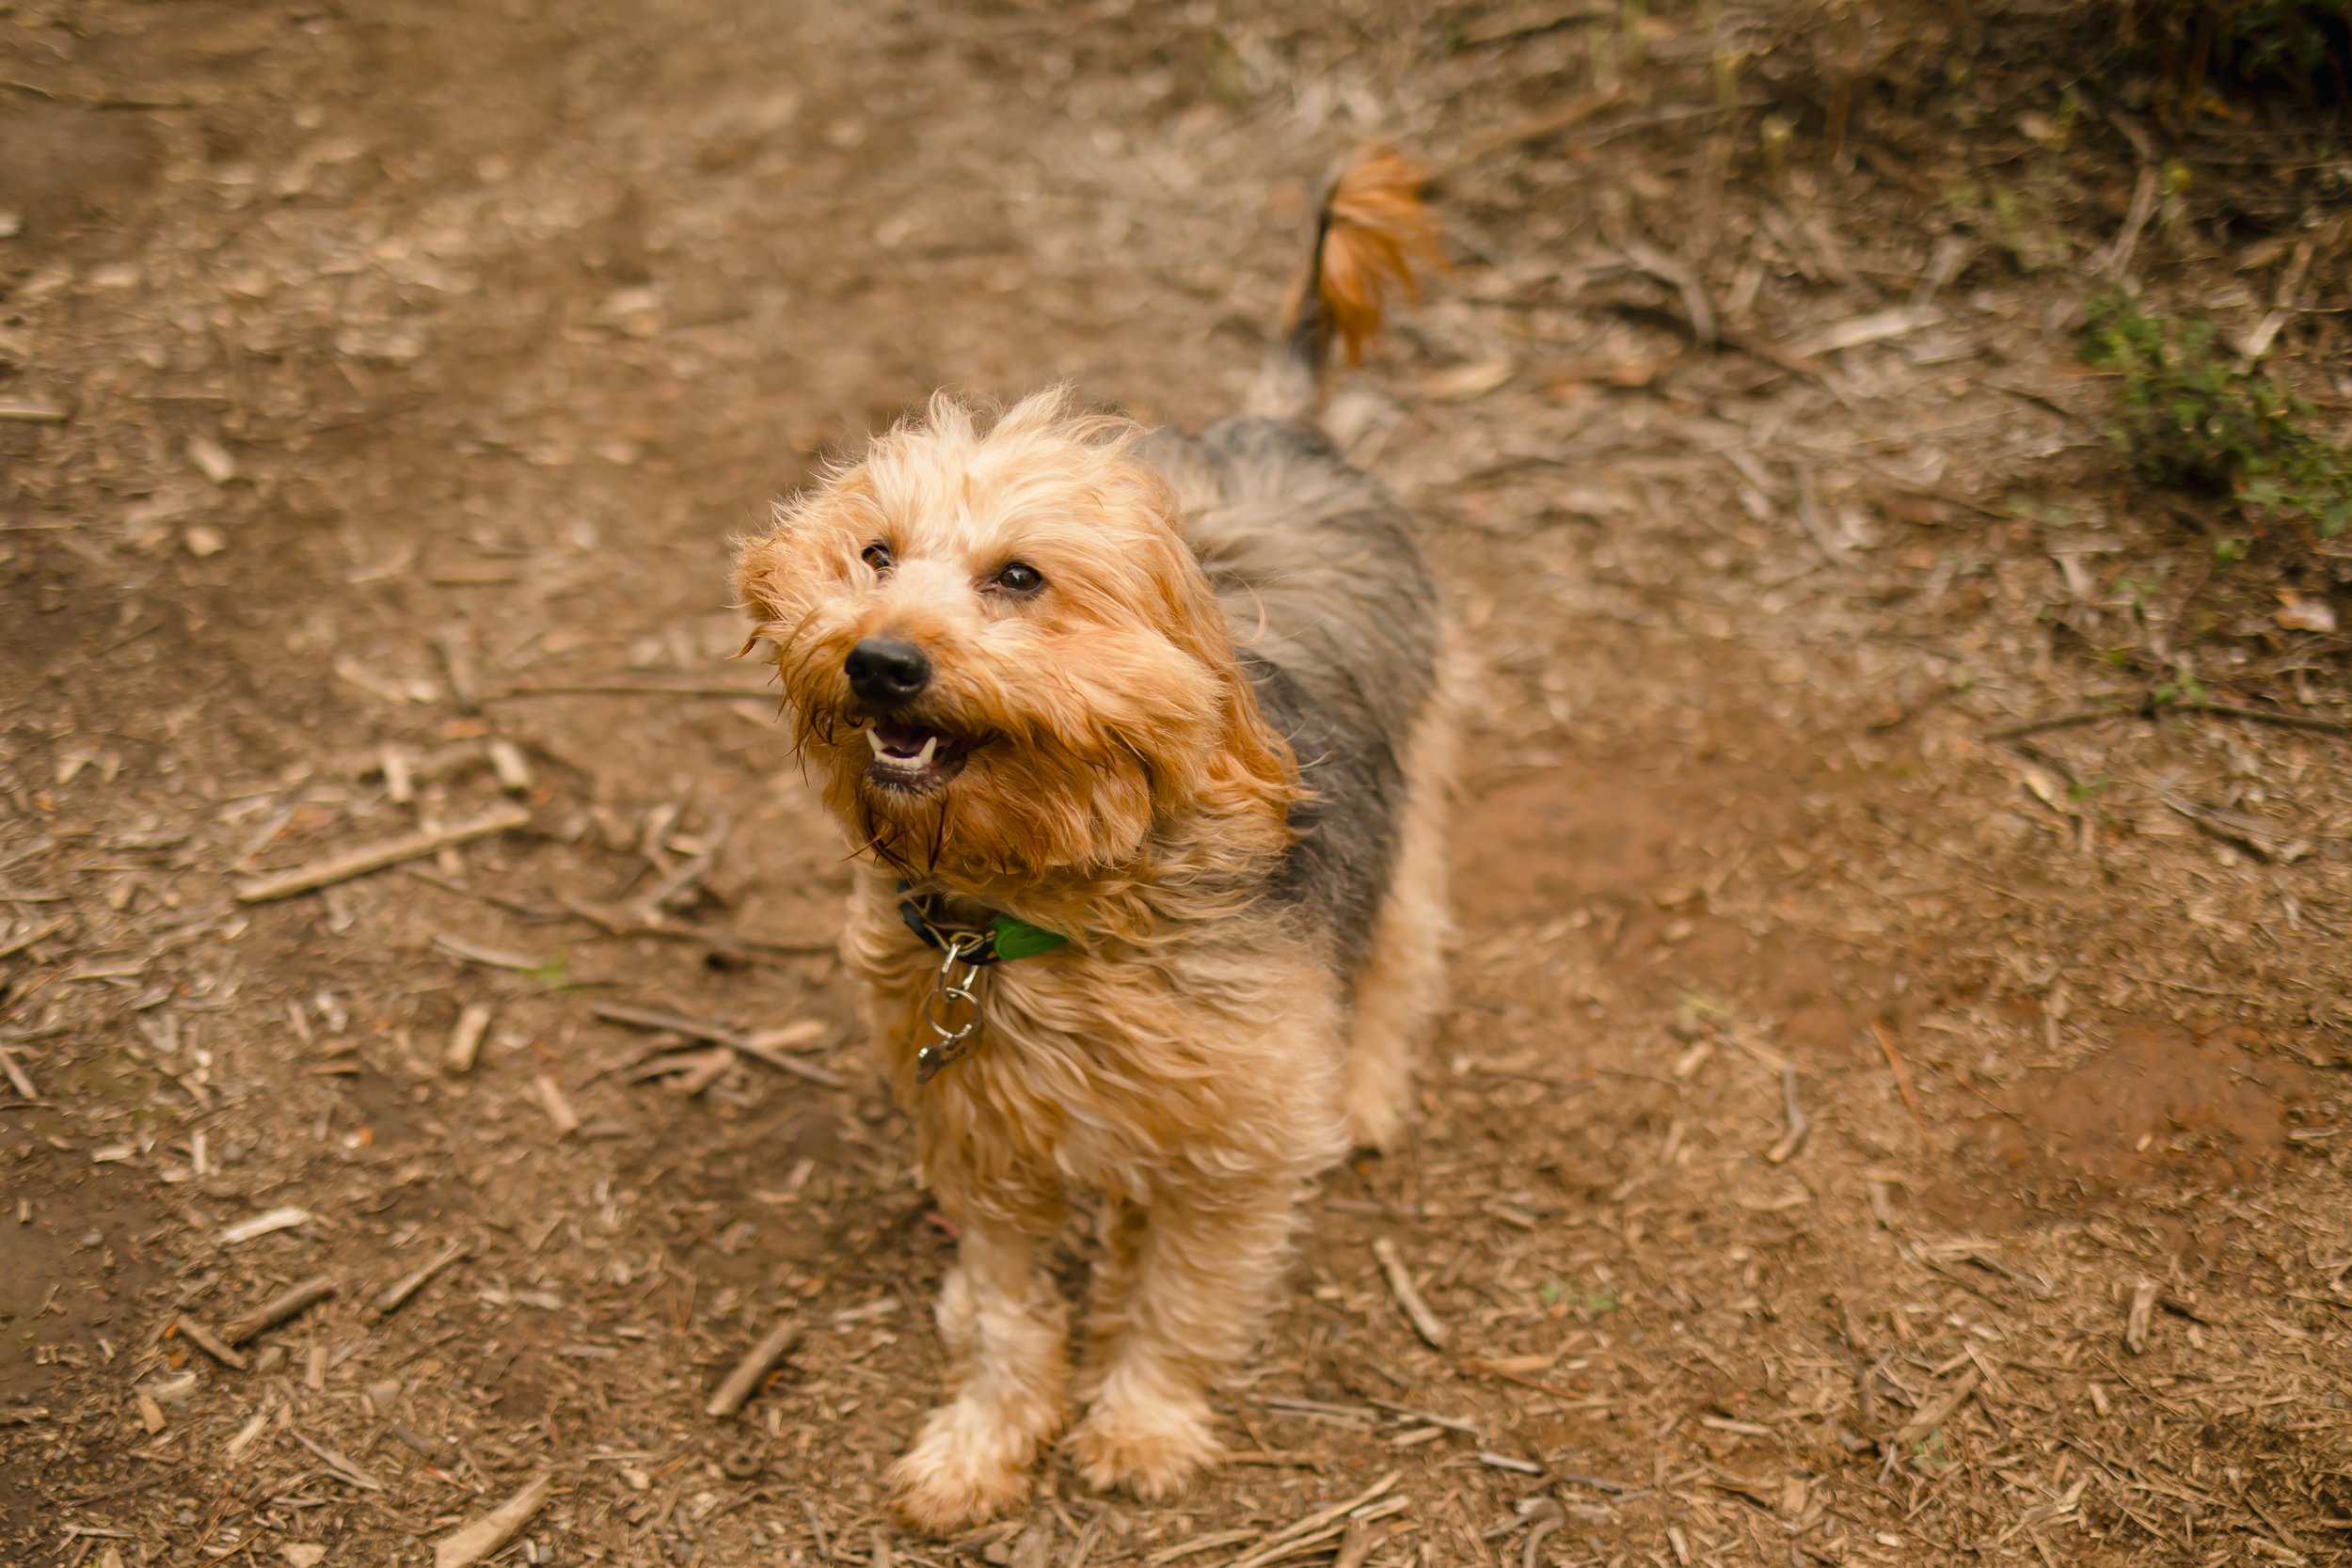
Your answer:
1248;143;1442;421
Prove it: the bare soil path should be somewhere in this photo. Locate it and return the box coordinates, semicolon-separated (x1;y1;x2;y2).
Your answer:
5;3;2349;1565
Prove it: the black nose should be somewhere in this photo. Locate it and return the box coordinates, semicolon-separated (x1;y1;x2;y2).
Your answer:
845;638;930;707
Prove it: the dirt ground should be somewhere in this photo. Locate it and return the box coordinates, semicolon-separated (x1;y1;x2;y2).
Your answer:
5;2;2351;1565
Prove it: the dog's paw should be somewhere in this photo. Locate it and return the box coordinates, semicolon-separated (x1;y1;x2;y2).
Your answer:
888;1404;1037;1532
1070;1395;1220;1501
1341;1082;1406;1153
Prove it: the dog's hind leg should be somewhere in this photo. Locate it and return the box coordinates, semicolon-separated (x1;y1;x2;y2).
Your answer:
1342;697;1455;1151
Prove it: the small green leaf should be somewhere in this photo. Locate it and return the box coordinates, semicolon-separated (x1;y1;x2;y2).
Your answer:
989;917;1068;961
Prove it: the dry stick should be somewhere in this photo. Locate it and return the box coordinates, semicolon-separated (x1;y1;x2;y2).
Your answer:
0;1045;36;1100
593;1003;846;1089
444;1005;492;1076
1984;707;2121;742
706;1317;804;1418
1223;1471;1401;1568
221;1275;336;1345
173;1318;247;1371
0;917;69;959
1868;1018;1927;1129
1371;1239;1450;1349
233;804;532;904
2124;1280;2159;1355
1890;1368;1980;1448
1765;1066;1810;1165
2191;700;2352;739
290;1429;386;1492
371;1241;471;1320
435;1471;553;1568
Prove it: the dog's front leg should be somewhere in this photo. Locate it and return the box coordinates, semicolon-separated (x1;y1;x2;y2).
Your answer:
889;1212;1068;1530
1072;1182;1305;1500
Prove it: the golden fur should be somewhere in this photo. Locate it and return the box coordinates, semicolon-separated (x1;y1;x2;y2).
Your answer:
730;148;1448;1530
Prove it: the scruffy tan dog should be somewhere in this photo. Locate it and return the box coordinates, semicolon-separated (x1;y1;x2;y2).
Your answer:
733;148;1452;1529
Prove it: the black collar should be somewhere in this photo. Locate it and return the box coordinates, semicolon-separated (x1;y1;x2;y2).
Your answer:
897;883;1009;966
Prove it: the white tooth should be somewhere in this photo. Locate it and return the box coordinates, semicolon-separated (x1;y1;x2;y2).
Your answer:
914;736;940;768
866;730;887;758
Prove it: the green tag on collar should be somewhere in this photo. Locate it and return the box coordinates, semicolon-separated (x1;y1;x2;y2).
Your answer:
988;915;1068;961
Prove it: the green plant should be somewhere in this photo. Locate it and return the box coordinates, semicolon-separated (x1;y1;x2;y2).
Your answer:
2081;290;2352;538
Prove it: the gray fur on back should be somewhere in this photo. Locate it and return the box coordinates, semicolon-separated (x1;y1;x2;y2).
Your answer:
1137;417;1439;974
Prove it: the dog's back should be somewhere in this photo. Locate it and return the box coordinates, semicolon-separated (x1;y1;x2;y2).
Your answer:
1137;147;1451;1022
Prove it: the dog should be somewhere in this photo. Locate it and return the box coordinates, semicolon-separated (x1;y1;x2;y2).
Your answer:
732;146;1454;1529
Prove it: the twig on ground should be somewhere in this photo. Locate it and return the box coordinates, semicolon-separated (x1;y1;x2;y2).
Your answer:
1372;1238;1450;1348
222;1276;336;1344
435;1471;553;1568
370;1241;471;1320
2125;1279;2158;1354
433;932;548;972
1985;707;2122;742
1765;1066;1810;1164
1222;1471;1401;1568
219;1207;312;1244
173;1318;248;1370
0;1045;36;1100
592;1004;845;1088
290;1429;386;1491
707;1316;804;1417
1869;1018;1927;1129
532;1072;580;1136
1891;1368;1980;1447
486;737;532;794
0;917;70;959
445;1005;492;1075
2100;163;2160;279
233;805;532;904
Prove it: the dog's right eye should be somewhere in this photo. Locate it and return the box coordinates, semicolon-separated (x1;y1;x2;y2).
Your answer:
862;542;894;575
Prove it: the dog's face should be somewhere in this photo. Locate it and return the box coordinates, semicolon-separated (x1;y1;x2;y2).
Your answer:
735;392;1295;886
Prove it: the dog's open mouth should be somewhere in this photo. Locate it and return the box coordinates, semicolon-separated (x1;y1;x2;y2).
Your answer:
864;719;976;791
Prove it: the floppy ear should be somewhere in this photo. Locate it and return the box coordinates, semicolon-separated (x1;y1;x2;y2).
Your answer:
1145;531;1300;827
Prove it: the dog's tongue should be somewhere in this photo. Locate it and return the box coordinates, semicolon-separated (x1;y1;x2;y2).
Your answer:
874;719;933;757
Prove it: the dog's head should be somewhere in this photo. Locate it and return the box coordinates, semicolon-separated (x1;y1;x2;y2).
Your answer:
734;389;1296;887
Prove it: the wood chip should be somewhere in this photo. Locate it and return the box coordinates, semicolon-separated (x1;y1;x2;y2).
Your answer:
1764;1065;1809;1164
1222;1471;1402;1568
1372;1238;1450;1348
2125;1279;2158;1355
706;1316;803;1417
233;804;532;903
0;1044;37;1100
1782;305;1943;359
1891;1367;1980;1446
222;1275;336;1344
445;1004;492;1075
371;1240;471;1319
135;1389;167;1433
486;736;532;794
432;932;548;972
174;1317;248;1370
435;1470;552;1568
0;395;68;423
219;1207;313;1245
532;1072;580;1136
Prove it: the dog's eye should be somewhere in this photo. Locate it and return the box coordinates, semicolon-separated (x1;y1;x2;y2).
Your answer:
993;562;1045;595
862;541;894;575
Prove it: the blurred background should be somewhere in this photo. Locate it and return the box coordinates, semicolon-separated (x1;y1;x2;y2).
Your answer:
3;3;2348;1564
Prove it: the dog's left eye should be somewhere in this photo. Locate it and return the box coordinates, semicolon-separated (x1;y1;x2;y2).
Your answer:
992;562;1045;595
